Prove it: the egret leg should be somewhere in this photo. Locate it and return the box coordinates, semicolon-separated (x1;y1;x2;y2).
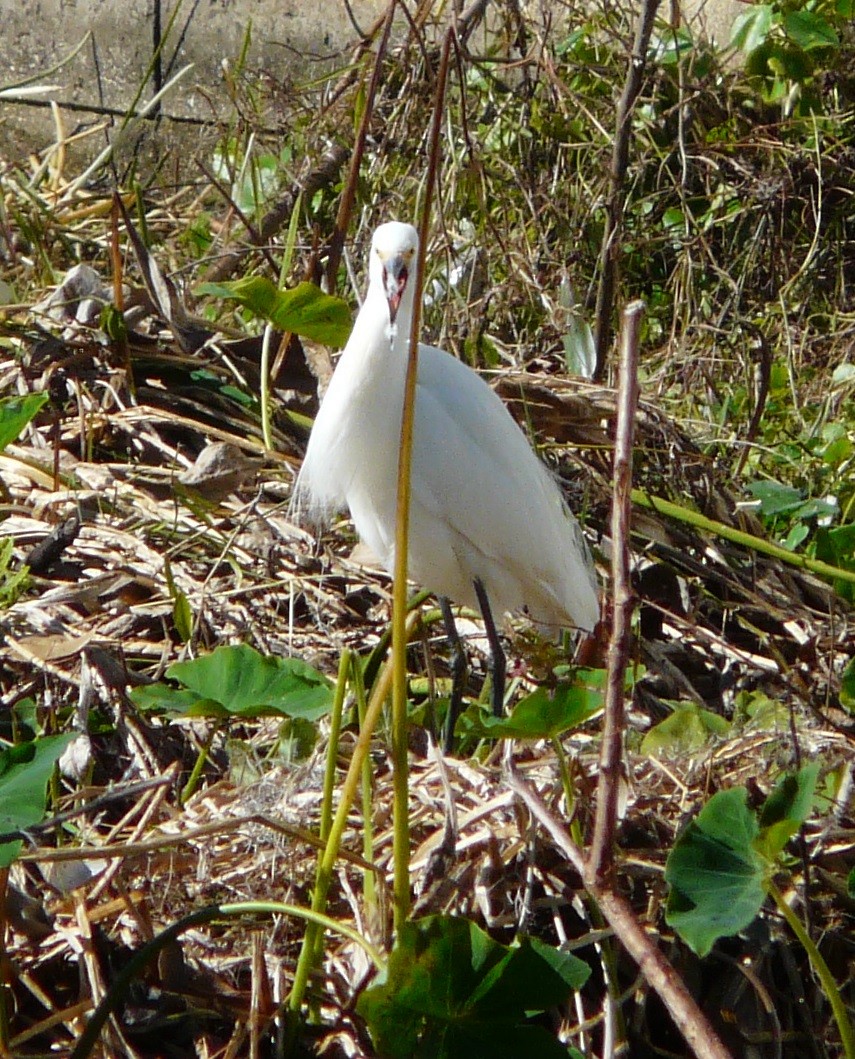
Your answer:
439;596;467;752
473;578;506;718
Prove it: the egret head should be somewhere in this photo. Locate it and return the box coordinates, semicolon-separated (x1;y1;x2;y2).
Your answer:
370;222;418;324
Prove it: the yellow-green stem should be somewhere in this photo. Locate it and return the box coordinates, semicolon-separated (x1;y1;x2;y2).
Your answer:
179;723;219;806
319;652;350;847
311;652;351;970
769;880;855;1059
287;615;420;1017
633;490;855;586
353;657;377;916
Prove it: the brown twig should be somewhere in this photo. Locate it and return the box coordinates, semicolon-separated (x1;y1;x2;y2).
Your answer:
325;0;397;295
196;158;280;277
200;146;348;285
586;300;643;884
508;772;734;1059
732;319;772;478
592;0;660;380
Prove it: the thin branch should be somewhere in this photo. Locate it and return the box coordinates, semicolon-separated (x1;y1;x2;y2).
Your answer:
593;0;660;380
509;301;733;1059
324;0;397;295
199;145;348;284
586;300;643;883
508;771;734;1059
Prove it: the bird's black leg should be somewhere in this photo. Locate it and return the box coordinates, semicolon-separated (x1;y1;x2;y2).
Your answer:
439;596;467;752
473;578;506;718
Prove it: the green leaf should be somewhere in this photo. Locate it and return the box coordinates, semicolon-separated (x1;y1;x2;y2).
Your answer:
665;788;766;957
730;5;774;52
0;393;49;452
746;479;804;517
475;682;603;740
173;591;193;643
831;363;855;388
815;525;855;603
781;522;809;551
821;434;852;468
0;734;76;867
130;644;333;721
757;764;819;860
735;689;790;730
197;277;352;347
562;317;596;377
0;537;30;607
641;702;730;757
783;9;838;50
357;915;589;1058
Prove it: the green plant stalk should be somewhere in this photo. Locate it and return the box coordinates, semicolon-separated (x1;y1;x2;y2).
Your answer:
633;490;855;585
311;651;350;968
0;867;9;1051
68;901;383;1059
390;315;417;937
287;624;417;1018
551;735;575;819
179;723;220;805
352;656;377;916
769;880;855;1059
318;651;350;847
260;323;274;451
389;26;453;937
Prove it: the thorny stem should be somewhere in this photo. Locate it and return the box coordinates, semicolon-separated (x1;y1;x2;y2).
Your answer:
508;302;733;1059
508;774;734;1059
586;300;643;884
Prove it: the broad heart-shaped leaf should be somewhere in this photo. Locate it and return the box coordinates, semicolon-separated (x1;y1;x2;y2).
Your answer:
665;787;766;958
0;392;49;452
0;734;76;868
130;645;333;721
357;915;589;1059
463;667;630;741
197;277;352;347
474;682;603;740
757;763;820;860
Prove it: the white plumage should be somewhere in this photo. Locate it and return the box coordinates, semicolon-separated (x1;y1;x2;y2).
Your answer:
293;221;599;634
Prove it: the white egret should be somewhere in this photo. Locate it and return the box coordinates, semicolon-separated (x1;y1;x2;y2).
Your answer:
293;221;598;745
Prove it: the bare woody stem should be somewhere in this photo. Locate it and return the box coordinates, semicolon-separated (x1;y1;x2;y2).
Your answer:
586;299;643;884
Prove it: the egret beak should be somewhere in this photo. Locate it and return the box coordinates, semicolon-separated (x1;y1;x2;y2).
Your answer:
383;254;409;324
